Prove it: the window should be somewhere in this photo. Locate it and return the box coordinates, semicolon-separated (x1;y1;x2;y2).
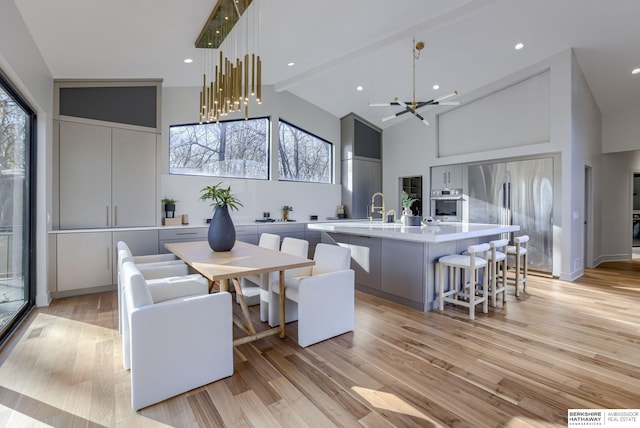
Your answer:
0;71;36;344
278;120;332;183
169;117;269;179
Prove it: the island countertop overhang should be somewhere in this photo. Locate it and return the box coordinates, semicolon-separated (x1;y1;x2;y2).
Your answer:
307;221;520;244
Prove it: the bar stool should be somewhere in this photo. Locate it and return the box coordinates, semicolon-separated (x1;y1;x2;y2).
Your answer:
438;243;490;320
506;235;529;297
488;239;508;307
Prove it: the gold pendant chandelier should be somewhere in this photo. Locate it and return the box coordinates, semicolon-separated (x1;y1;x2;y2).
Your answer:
196;0;262;123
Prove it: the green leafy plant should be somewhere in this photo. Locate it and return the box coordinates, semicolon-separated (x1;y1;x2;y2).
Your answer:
161;197;177;205
401;190;418;211
200;183;243;211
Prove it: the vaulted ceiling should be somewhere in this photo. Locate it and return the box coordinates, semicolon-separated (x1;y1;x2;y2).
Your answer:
14;0;640;128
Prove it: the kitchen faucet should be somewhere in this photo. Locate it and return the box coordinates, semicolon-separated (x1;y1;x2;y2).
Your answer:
371;192;385;221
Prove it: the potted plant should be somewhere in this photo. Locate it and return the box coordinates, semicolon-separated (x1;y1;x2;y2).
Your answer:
200;183;243;251
401;191;418;226
161;197;177;218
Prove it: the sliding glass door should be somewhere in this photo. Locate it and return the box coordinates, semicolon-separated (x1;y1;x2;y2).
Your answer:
0;72;35;344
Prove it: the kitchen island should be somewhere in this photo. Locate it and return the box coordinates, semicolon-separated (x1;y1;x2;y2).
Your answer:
307;221;519;311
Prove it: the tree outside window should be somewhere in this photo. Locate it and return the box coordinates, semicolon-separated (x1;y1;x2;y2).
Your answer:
169;117;268;179
278;120;332;183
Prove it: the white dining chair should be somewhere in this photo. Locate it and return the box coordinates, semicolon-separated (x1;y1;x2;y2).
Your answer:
237;233;281;307
121;260;233;410
268;243;354;347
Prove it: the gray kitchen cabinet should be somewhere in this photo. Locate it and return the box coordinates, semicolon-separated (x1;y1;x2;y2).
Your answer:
158;227;208;253
341;114;383;219
431;164;462;189
258;223;305;242
304;228;322;258
326;232;381;290
236;225;259;245
381;239;424;305
59;121;156;229
112;229;159;283
350;235;381;290
57;232;113;291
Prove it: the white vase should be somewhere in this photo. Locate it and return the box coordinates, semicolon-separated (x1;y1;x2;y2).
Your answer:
401;208;412;226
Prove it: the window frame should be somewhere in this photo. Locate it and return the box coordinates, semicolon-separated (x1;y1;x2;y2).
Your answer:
168;116;271;181
0;68;37;346
277;119;334;184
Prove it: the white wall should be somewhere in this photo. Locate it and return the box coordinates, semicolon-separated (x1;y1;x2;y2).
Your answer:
0;0;53;306
161;85;342;225
382;49;599;280
600;151;640;261
602;106;640;153
569;51;602;274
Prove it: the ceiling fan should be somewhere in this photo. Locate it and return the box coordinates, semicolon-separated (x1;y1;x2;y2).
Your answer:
369;39;460;126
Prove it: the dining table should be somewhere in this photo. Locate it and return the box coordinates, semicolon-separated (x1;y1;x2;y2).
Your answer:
164;240;315;346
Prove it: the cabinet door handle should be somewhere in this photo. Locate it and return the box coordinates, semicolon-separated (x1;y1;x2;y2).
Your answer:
175;232;198;236
106;206;109;226
106;247;110;270
114;206;118;226
447;172;450;183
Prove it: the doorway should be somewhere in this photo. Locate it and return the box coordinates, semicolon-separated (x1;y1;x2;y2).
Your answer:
400;176;422;216
632;173;640;254
584;165;593;268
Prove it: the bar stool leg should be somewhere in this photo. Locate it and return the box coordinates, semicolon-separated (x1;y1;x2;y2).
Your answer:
501;258;507;305
522;252;528;293
438;262;444;311
468;266;475;320
514;255;521;297
482;265;489;314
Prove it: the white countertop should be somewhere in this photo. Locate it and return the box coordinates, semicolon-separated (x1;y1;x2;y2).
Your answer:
307;221;520;244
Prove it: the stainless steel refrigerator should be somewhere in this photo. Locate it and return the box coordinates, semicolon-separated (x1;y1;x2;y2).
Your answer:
467;158;553;273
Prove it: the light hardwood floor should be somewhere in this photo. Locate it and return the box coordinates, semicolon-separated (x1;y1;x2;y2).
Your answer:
0;261;639;427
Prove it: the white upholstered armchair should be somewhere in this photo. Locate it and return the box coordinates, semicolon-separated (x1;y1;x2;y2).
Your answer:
268;243;355;347
121;260;233;410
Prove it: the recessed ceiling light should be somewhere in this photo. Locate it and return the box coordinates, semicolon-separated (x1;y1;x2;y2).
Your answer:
433;84;440;90
633;68;640;75
514;42;524;50
183;58;193;64
287;62;295;67
356;86;364;91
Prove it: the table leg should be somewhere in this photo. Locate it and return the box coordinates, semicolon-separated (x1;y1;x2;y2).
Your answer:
232;278;256;336
279;270;286;338
220;279;230;292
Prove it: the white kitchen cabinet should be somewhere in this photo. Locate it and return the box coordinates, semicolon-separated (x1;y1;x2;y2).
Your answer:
431;164;462;189
59;121;111;228
111;128;156;227
59;121;156;229
57;232;113;291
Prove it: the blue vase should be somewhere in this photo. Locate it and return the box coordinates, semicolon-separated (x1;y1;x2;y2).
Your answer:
207;205;236;251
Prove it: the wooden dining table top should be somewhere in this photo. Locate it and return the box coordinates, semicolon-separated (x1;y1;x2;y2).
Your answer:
164;240;315;282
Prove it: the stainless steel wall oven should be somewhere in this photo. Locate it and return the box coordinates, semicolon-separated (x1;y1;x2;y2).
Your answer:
430;188;463;222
